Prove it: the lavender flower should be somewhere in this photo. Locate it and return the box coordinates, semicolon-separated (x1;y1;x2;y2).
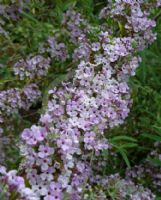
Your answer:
13;55;50;80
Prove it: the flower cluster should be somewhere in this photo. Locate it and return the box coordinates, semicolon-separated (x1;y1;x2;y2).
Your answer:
13;55;50;80
100;0;157;49
0;1;30;36
85;173;156;200
40;37;69;62
0;166;38;200
126;142;161;193
0;84;41;132
62;9;90;45
0;1;30;21
0;0;160;199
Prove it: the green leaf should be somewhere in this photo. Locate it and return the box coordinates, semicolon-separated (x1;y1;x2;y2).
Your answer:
118;143;138;149
148;158;161;167
141;133;161;142
21;11;39;24
119;149;131;168
152;125;161;136
110;135;137;142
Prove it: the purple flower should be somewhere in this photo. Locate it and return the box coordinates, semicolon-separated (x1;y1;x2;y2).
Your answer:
57;136;73;152
21;125;47;145
38;145;54;158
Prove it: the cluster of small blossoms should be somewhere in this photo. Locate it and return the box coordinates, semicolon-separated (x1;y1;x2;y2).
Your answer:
62;9;90;45
117;56;142;81
78;153;156;199
0;1;30;21
0;84;41;116
40;37;69;62
0;166;38;200
157;0;161;6
100;0;157;49
13;55;50;80
84;173;156;200
0;84;41;132
126;142;161;193
0;0;160;199
0;5;8;36
0;1;30;36
21;83;41;109
0;83;41;164
20;55;130;198
63;10;93;62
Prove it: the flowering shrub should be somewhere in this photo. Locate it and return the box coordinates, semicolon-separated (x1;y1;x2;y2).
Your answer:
0;0;161;199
